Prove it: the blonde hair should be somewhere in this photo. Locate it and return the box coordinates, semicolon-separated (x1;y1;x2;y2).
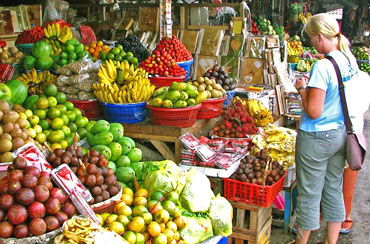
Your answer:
304;13;355;61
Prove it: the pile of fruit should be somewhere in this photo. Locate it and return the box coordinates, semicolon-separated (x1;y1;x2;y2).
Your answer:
139;50;187;77
353;46;369;60
154;36;192;62
230;149;285;186
203;64;235;91
148;82;208;108
359;62;370;74
93;60;155;104
210;100;258;138
17;69;57;95
15;27;44;45
43;22;73;55
253;16;275;35
287;35;303;61
234;97;274;127
51;39;88;70
117;35;150;63
47;145;122;205
251;124;296;167
0;46;24;65
186;76;226;99
21;41;54;70
0;156;76;238
100;44;139;68
85;40;110;61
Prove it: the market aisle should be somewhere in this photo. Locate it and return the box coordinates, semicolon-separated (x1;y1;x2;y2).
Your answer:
271;108;370;244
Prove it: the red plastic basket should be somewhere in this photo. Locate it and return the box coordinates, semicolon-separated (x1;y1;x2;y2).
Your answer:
69;100;103;119
149;76;186;89
147;104;201;127
223;172;286;207
197;97;226;119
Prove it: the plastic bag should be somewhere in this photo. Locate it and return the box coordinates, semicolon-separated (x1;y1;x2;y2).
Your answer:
69;73;90;85
180;216;213;244
78;91;95;100
77;81;93;92
80;25;97;45
180;168;214;213
143;160;186;196
209;195;233;236
68;61;94;74
43;0;69;26
56;66;73;76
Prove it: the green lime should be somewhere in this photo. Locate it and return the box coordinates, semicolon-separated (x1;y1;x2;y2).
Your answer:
39;119;50;130
115;55;123;61
66;44;75;54
126;51;134;57
56;104;67;114
59;59;68;66
67;110;76;122
60;140;68;150
43;130;51;138
66;135;74;146
100;52;107;60
34;109;46;120
126;56;134;63
107;53;115;60
47;97;57;107
116;44;123;50
62;125;71;137
69;122;77;133
75;43;84;54
120;49;126;56
60;114;69;125
76;116;88;128
111;47;120;56
64;101;74;111
61;46;67;52
69;52;77;61
132;57;139;66
56;92;67;104
61;52;68;59
47;108;60;119
51;118;64;130
48;131;62;143
43;84;58;97
74;108;82;117
35;133;47;144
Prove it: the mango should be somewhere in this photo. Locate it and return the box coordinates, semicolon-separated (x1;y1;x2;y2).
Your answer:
169;82;179;91
91;120;110;134
179;91;188;101
162;100;173;108
165;90;181;103
91;145;112;160
186;89;198;99
174;100;187;108
195;91;208;104
177;83;187;91
186;98;196;106
149;98;163;107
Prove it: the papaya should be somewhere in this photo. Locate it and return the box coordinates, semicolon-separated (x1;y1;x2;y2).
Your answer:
108;142;122;162
120;136;135;149
116;167;135;183
91;145;112;160
89;131;114;146
115;155;131;168
91;120;110;134
127;148;142;163
109;123;124;142
86;132;94;145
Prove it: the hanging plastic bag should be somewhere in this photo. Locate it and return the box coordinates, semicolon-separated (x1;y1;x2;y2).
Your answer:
180;168;215;213
80;25;97;45
209;195;233;236
180;215;213;244
43;0;70;26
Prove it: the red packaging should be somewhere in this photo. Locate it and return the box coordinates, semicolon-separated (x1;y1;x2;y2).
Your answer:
223;145;241;154
179;133;201;149
181;149;196;155
195;144;217;162
215;154;235;169
181;154;197;160
70;190;100;224
13;143;52;173
51;164;93;203
181;160;193;166
231;138;252;148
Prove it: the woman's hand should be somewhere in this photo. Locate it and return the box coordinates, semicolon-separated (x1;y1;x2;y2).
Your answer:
295;77;308;91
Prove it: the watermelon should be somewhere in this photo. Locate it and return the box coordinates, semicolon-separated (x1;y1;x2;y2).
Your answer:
36;56;54;70
23;95;39;109
32;41;51;58
21;56;36;70
5;80;28;105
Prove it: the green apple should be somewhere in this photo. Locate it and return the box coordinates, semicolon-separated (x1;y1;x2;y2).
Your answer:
0;84;12;102
29;115;40;126
24;109;33;118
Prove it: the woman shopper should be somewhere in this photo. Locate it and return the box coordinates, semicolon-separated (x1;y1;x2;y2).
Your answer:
294;13;360;244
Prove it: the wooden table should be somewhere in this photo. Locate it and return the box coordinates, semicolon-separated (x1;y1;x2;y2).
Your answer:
122;117;221;163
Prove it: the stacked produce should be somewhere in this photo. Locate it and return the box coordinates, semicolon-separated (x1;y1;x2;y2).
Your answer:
139;50;187;77
210;100;258;138
51;39;89;70
148;82;208;108
0;156;75;238
253;16;275;35
21;41;54;70
353;46;369;60
0;46;24;65
287;35;303;63
230;149;286;186
85;40;110;61
93;60;155;104
17;69;57;95
251;124;296;167
234;97;274;127
186;76;226;99
359;63;370;74
117;35;150;63
24;84;91;150
203;64;235;91
154;36;192;62
43;22;73;55
100;44;139;68
16;27;44;44
47;145;122;205
55;60;98;100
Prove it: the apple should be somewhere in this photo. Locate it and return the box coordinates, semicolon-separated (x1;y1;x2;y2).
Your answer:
0;84;12;102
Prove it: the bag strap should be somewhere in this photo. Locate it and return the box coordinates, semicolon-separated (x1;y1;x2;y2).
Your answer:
326;55;353;133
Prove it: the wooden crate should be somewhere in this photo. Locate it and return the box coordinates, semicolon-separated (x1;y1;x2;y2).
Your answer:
228;202;272;244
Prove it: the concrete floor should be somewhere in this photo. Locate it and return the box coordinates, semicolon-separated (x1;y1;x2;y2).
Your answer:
270;109;370;244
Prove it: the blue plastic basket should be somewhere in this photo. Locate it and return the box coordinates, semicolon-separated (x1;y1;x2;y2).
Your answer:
16;43;34;56
100;102;147;123
224;89;236;107
177;59;194;80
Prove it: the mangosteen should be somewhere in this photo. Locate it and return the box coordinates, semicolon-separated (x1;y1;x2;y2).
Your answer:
204;72;210;78
207;69;213;73
240;174;247;182
213;65;220;72
223;85;229;91
211;71;219;77
216;79;223;85
218;74;225;80
209;76;216;81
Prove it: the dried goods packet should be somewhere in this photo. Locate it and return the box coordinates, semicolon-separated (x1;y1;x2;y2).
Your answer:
56;66;73;76
69;61;94;74
66;94;78;100
179;133;201;149
69;73;90;85
195;144;217;162
78;91;95;100
56;75;70;86
77;82;94;92
62;86;79;95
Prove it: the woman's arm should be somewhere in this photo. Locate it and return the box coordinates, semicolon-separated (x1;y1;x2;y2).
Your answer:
295;78;326;119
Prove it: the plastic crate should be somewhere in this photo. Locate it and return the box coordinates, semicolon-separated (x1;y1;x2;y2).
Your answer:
177;59;194;80
147;104;201;127
69;100;103;119
223;172;286;207
197;97;226;119
149;76;185;89
224;90;236;107
16;43;34;55
100;102;147;123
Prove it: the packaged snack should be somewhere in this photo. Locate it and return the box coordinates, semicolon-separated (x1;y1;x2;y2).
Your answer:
182;149;196;155
180;133;201;149
13;143;52;173
181;154;197;160
223;145;241;154
195;144;217;162
181;160;193;166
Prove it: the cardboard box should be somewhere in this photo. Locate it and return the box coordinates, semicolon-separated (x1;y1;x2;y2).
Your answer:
245;36;266;58
198;29;224;56
226;35;245;57
179;30;200;54
266;35;280;48
193;55;220;79
220;56;241;80
240;57;264;85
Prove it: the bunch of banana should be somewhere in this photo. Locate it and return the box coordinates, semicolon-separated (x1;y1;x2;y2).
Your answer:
44;23;73;43
44;38;62;55
98;60;145;85
18;69;57;95
299;12;312;24
234;97;274;127
287;42;303;56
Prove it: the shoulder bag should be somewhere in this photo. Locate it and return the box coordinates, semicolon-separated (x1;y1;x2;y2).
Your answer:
327;56;367;171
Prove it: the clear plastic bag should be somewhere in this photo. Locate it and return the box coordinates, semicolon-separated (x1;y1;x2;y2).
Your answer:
69;73;89;85
68;61;94;74
56;75;70;86
43;0;69;26
180;216;213;244
56;66;72;76
78;91;95;100
209;195;233;236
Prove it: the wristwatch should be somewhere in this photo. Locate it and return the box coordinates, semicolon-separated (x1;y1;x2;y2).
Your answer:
297;86;306;92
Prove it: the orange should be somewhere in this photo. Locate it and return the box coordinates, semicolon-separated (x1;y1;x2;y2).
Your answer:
96;46;102;52
89;47;95;54
91;42;97;48
94;50;100;57
102;45;108;50
105;49;110;54
97;41;104;47
84;45;89;50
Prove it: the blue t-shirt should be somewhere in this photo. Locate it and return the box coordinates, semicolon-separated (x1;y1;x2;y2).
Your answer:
299;51;359;132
